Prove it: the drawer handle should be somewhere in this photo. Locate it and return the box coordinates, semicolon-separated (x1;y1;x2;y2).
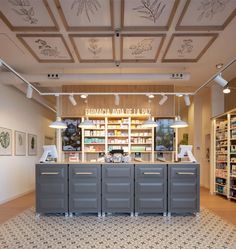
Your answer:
75;172;93;175
177;172;195;175
41;172;59;175
143;172;160;175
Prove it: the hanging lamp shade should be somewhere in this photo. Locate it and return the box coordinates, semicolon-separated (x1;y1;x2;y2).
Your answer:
170;116;188;128
49;117;67;129
79;118;96;129
142;117;158;128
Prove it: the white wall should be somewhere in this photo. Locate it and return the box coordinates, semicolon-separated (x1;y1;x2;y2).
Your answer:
0;84;55;204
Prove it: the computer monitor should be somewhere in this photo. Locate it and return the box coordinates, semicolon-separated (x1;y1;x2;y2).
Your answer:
40;145;58;163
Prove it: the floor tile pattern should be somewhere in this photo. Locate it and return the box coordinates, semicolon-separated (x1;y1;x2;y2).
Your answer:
0;208;236;249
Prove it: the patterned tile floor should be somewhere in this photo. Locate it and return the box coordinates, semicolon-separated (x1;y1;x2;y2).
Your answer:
0;208;236;249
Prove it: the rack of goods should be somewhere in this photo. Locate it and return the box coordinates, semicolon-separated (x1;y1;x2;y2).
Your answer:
83;118;106;153
107;117;129;152
130;117;153;153
215;119;229;196
230;115;236;200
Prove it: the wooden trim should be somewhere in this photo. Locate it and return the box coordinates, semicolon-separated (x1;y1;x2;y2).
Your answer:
55;0;114;31
176;0;236;31
69;34;115;63
121;0;180;31
17;34;74;63
120;34;166;63
162;33;218;63
0;0;58;32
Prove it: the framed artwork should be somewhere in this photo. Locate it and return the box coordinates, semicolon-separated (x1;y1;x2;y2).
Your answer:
0;127;12;156
162;33;218;62
15;131;26;156
176;0;236;31
62;119;81;151
28;134;37;156
154;118;174;151
69;34;115;62
121;34;165;62
55;0;113;31
121;0;179;31
0;0;58;31
17;34;74;63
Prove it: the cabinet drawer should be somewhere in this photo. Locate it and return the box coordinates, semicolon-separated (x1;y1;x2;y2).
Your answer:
171;182;197;194
39;183;66;195
70;166;99;179
137;182;164;194
38;198;66;210
138;198;164;209
171;198;197;209
103;165;132;178
71;198;98;209
105;183;131;194
71;182;98;194
37;165;67;180
170;166;197;180
105;198;131;209
136;166;164;179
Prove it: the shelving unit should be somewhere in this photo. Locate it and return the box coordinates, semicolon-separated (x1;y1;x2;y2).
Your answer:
213;110;236;200
230;115;236;199
214;117;229;197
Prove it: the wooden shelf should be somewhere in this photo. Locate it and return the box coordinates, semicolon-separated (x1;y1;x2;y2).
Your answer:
84;143;105;145
108;143;128;145
84;136;105;138
131;143;152;145
230;196;236;200
108;136;128;138
215;183;226;187
130;151;152;153
107;128;129;130
216;161;228;163
84;151;105;153
131;135;152;137
215;176;227;180
84;128;105;130
215;191;227;196
216;138;228;142
230;175;236;178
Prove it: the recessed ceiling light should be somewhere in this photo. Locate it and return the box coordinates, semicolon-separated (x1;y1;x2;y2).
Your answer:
216;63;223;69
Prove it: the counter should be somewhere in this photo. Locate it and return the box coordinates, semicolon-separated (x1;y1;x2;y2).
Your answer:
36;162;200;217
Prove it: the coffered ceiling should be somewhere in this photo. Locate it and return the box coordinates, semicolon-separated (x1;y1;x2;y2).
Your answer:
0;0;236;90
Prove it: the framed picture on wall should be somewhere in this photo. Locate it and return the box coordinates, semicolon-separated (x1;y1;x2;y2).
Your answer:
28;134;37;156
0;127;12;156
15;131;26;156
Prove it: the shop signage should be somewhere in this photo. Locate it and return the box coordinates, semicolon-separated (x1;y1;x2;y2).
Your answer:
85;108;151;115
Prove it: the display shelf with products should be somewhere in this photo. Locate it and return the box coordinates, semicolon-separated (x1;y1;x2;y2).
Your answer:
230;115;236;200
214;117;229;197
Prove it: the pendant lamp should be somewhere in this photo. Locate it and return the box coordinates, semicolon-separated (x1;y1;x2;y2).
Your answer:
142;99;158;128
78;97;96;129
49;96;67;129
170;95;188;129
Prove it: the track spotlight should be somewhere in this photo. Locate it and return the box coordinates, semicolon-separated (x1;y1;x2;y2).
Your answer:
81;94;88;99
114;94;120;106
26;85;33;99
176;94;183;97
184;95;191;106
159;95;168;105
223;85;231;94
68;95;77;106
147;94;154;99
214;74;228;87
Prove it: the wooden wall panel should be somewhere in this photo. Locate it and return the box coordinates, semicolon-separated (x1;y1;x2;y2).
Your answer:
61;85;175;117
225;77;236;112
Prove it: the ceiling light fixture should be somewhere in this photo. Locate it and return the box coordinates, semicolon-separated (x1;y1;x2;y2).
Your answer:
170;96;188;128
223;85;231;94
26;85;33;99
176;94;183;97
142;99;158;128
68;95;77;106
114;94;120;106
216;63;223;69
147;94;154;99
49;96;67;129
184;95;191;106
159;94;168;105
214;73;228;87
81;94;88;99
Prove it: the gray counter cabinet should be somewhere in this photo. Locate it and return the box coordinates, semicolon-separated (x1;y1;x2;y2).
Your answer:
135;164;167;216
36;164;68;216
69;164;101;216
168;164;200;216
102;164;134;216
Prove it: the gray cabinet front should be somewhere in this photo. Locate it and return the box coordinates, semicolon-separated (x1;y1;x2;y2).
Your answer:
135;164;167;214
69;164;101;214
36;164;68;214
102;164;134;213
168;164;200;214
